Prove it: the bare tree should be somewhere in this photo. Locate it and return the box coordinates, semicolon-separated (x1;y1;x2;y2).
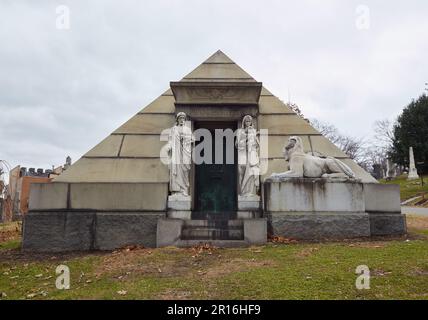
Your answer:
335;135;367;161
310;119;367;166
373;119;394;148
310;119;340;142
285;102;309;122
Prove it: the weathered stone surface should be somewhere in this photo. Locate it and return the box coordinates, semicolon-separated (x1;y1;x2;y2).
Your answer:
261;87;273;96
258;115;319;135
22;211;95;252
54;158;169;183
114;114;174;135
341;159;378;183
182;62;254;80
269;213;371;239
119;135;164;157
203;50;235;64
238;195;260;210
171;81;261;105
369;213;407;236
139;95;175;114
22;211;165;251
84;135;123;157
243;219;267;244
157;218;184;247
266;135;311;158
237;211;261;219
363;183;401;213
265;179;365;213
167;211;191;219
260;159;289;180
168;193;191;211
309;135;348;158
70;183;168;211
176;105;258;120
258;96;294;114
96;213;163;250
28;183;68;211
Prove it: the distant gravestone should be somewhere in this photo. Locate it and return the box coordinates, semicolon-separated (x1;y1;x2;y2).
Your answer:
407;146;420;180
386;159;397;179
372;164;383;180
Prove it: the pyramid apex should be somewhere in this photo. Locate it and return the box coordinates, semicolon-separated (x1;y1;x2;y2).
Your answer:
203;50;235;64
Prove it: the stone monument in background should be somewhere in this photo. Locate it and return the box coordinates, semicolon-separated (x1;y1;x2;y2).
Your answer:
407;146;420;180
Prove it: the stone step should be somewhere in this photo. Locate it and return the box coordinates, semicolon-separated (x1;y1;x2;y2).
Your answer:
176;239;249;248
181;227;244;240
183;219;243;228
191;211;238;220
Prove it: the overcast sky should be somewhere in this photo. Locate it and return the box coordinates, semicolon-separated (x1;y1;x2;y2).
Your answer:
0;0;427;173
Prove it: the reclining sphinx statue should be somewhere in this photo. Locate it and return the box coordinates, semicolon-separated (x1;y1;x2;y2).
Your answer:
269;136;356;180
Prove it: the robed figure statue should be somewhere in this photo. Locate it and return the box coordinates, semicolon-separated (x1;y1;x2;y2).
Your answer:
236;115;260;197
166;112;193;197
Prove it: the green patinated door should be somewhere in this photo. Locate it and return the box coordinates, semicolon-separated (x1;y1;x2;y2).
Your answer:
194;122;237;219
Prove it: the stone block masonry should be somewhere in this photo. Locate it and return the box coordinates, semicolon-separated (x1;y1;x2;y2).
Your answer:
264;178;406;239
22;211;164;252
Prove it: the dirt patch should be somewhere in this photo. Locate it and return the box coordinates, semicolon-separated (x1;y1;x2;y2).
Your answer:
371;269;393;277
0;230;19;243
158;289;192;300
95;246;219;279
94;246;275;281
203;258;275;278
296;247;320;258
0;222;21;242
269;236;298;244
0;247;108;264
347;242;387;248
407;215;428;231
409;268;428;276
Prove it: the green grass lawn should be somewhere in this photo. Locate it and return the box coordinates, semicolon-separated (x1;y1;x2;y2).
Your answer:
380;174;428;202
1;217;427;300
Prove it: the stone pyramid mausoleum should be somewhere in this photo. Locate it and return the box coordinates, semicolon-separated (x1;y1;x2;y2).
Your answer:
23;50;406;251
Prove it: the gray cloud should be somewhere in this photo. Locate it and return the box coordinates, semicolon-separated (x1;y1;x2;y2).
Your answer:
0;0;427;172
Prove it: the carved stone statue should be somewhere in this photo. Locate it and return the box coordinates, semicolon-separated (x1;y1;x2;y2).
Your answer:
269;136;355;180
166;112;193;197
236;115;260;197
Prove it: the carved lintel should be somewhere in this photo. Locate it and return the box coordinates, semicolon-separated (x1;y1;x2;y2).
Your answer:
170;81;262;105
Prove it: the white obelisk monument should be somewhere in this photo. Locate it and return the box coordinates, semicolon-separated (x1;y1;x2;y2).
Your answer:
407;146;420;180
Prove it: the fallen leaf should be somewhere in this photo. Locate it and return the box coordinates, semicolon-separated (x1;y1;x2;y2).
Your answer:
270;236;298;244
117;290;127;295
0;292;7;298
35;274;43;278
26;293;37;299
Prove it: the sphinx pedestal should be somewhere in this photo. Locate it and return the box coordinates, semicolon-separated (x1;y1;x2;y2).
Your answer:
264;178;406;239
